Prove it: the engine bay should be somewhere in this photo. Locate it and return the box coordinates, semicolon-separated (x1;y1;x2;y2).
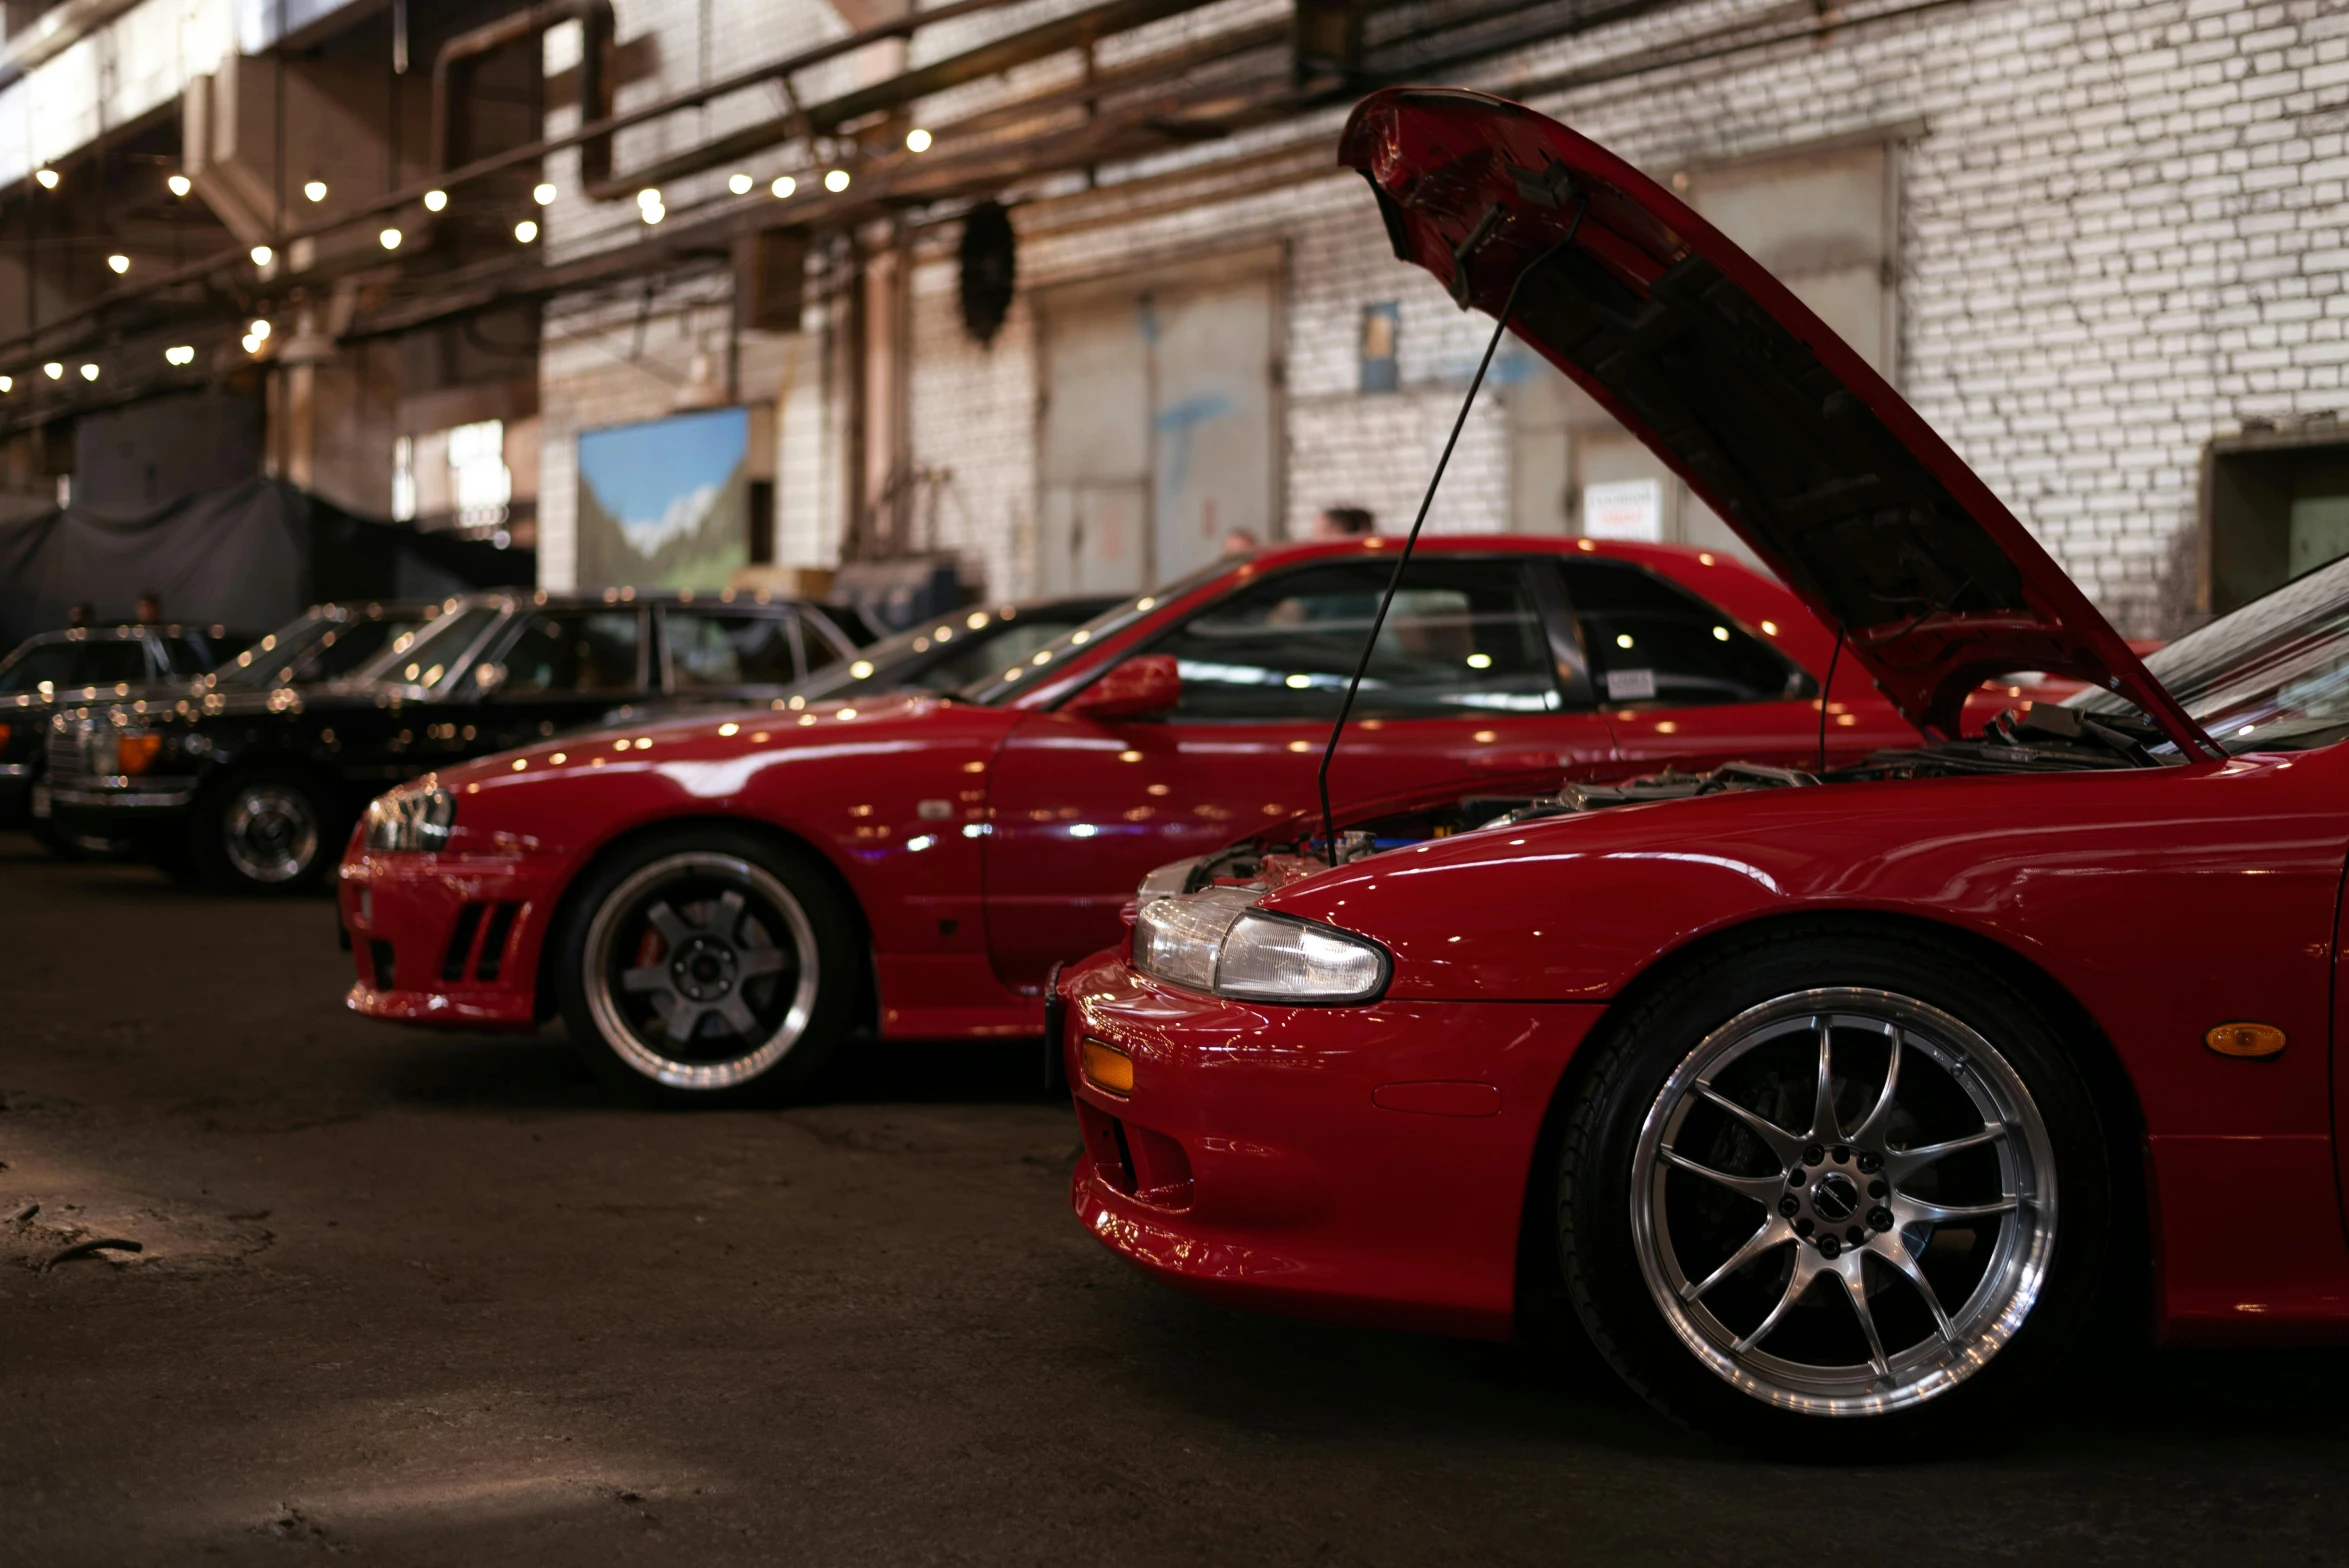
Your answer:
1168;703;2175;895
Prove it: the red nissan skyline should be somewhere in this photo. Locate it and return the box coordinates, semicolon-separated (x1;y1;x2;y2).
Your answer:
1058;89;2349;1442
338;530;1948;1098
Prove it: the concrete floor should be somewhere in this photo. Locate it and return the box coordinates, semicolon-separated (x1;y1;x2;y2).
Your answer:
2;832;2346;1566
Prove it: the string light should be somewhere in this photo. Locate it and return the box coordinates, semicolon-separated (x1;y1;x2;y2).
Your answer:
249;319;271;341
905;128;932;152
0;376;12;393
34;168;57;189
514;219;538;243
78;363;97;381
167;174;191;197
379;227;402;249
303;179;328;202
532;181;556;205
771;175;796;198
42;362;62;379
824;169;850;193
727;172;752;195
638;188;665;224
423;189;448;212
165;346;195;366
250;245;273;266
106;254;129;274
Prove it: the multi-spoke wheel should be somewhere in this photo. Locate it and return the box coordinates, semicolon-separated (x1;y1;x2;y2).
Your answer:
1561;932;2112;1444
190;767;331;893
555;829;863;1102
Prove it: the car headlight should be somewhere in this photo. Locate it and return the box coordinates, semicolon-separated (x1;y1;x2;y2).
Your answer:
1133;888;1388;1004
362;779;456;852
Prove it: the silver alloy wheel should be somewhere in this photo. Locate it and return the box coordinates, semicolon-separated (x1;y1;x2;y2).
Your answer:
1630;987;2056;1417
223;783;321;884
581;852;820;1091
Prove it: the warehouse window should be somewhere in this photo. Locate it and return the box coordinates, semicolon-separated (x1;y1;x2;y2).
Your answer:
2205;430;2349;616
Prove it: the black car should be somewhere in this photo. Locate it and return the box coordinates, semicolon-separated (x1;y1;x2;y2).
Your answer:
785;595;1123;703
2;622;251;835
44;588;867;893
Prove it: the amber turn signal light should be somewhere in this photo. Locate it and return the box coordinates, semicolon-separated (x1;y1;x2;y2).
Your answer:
2205;1021;2285;1059
1079;1038;1134;1096
116;734;162;775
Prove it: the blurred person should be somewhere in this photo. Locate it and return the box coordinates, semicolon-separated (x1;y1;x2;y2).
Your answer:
135;591;163;625
65;603;91;629
1314;505;1375;539
1221;528;1261;557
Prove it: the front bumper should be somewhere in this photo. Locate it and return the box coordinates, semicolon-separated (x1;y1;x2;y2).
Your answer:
1058;948;1604;1340
338;847;559;1031
41;770;199;838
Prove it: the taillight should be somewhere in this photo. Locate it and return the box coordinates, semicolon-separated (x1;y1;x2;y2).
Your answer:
0;723;11;749
116;734;162;775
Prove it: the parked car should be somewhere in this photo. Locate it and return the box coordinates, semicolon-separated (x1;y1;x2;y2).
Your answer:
2;621;250;839
788;596;1124;703
1056;88;2342;1444
330;520;2022;1101
46;589;867;893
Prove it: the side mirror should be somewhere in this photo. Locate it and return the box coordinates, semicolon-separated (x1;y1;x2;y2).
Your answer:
1067;655;1180;721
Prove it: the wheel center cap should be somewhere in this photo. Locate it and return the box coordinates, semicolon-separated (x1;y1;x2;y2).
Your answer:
671;936;738;1001
1810;1171;1861;1223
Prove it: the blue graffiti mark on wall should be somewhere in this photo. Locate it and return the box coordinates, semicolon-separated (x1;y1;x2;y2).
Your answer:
1153;393;1234;495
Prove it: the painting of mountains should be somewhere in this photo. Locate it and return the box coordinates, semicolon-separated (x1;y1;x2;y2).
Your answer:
575;406;751;589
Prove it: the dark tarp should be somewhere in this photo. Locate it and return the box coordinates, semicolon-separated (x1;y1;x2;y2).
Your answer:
0;479;533;645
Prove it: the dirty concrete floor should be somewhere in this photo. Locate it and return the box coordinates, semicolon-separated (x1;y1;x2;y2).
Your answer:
2;833;2346;1566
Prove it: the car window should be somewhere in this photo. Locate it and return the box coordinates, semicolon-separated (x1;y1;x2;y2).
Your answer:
157;634;212;674
70;640;156;688
0;642;81;694
500;611;643;696
355;606;504;691
1562;559;1811;706
665;610;800;690
1147;558;1561;721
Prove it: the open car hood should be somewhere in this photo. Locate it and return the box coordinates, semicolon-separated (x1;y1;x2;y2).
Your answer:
1340;89;2215;754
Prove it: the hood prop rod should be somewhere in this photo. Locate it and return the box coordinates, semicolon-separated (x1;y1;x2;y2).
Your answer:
1315;198;1588;863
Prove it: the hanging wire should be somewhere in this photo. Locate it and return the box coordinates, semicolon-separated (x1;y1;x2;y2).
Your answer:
1315;198;1589;860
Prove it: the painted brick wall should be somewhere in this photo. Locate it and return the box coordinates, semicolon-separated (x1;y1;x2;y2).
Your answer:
539;0;2349;635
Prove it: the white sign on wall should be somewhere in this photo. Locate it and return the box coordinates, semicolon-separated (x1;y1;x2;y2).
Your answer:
1583;477;1664;542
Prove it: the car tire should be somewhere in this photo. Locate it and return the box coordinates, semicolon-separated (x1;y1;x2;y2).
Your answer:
554;827;863;1105
189;766;333;895
1557;926;2113;1449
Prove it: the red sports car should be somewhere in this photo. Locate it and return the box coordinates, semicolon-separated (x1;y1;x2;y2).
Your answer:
340;526;1947;1099
1058;88;2349;1442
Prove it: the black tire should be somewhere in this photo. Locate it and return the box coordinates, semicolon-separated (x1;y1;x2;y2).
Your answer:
188;766;334;894
1558;925;2113;1450
553;826;864;1105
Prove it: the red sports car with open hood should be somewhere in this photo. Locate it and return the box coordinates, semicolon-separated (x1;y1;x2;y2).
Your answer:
1058;88;2349;1443
339;527;1939;1099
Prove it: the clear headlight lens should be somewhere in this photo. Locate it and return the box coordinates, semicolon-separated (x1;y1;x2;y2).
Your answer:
362;778;455;852
1133;888;1388;1004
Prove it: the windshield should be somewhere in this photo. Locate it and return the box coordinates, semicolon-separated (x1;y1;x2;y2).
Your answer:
792;603;1111;702
217;612;425;690
350;605;503;692
959;564;1234;705
2070;552;2349;754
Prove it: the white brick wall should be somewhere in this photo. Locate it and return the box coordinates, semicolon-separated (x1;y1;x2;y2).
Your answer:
538;0;2349;636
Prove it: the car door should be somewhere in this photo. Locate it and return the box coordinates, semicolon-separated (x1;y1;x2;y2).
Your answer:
981;554;1613;988
476;608;650;750
1560;557;1911;771
659;605;805;710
